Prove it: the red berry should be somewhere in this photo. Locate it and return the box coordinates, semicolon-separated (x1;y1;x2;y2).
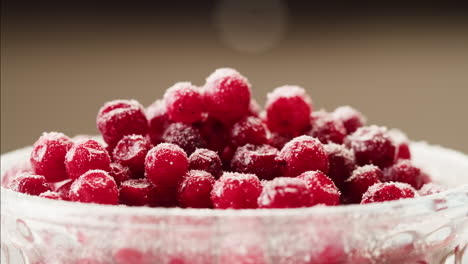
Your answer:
69;170;119;205
211;172;262;209
196;116;230;152
163;82;205;123
145;143;188;188
324;143;356;190
97;99;149;148
230;144;281;180
221;145;235;170
332;106;366;134
345;126;396;169
30;132;73;182
297;171;341;206
419;183;445;196
383;160;424;189
258;177;313;208
119;178;157;206
278;135;329;177
188;148;222;178
230;116;269;147
10;173;51;195
146;100;171;145
113;135;153;177
265;85;312;134
308;111;347;144
39;190;62;200
177;170;215;208
361;182;417;204
247;99;261;117
161;122;206;155
108;163;131;186
388;129;411;160
344;165;382;203
1;160;32;188
269;132;293;150
204;68;251;124
65;139;111;180
55;180;72;200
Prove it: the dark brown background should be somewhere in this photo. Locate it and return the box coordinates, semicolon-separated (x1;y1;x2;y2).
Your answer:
2;2;468;154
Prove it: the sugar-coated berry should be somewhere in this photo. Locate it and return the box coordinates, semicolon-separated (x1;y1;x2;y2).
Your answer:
204;68;251;124
345;126;396;169
269;132;293;150
361;182;417;204
145;143;188;187
248;99;261;117
230;144;281;180
177;170;215;208
112;135;153;177
161;122;206;155
39;190;62;200
230;116;269;147
211;172;262;209
344;165;382;203
65;139;111;180
188;148;222;178
119;178;157;206
146;100;171;145
163;82;205;123
55;180;72;200
265;85;312;134
10;173;51;196
109;163;131;186
419;183;445;196
332;106;366;134
69;170;119;205
196;116;230;152
388;129;411;160
383;160;424;189
297;171;341;206
278;136;329;177
258;177;313;208
30;132;73;182
1;160;32;189
97;99;149;148
324;143;356;190
308;111;347;144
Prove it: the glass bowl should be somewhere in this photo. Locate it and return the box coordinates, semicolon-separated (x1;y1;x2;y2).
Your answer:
1;142;467;264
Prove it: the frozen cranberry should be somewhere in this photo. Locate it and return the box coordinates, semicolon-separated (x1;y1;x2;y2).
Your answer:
278;136;329;177
324;143;356;190
30;132;73;182
388;129;411;160
297;171;340;206
204;68;251;124
39;190;62;200
230;116;269;147
308;111;347;144
188;148;222;178
109;163;131;186
265;85;312;135
221;145;235;170
196;116;230;152
383;160;424;189
1;160;32;188
10;173;51;195
345;126;396;169
113;135;153;177
177;170;216;208
145;143;188;188
161;122;206;155
419;183;445;196
97;99;149;148
344;165;382;203
211;172;262;209
269;132;293;150
69;170;119;205
163;82;205;123
258;177;312;208
332;106;366;134
230;144;281;180
247;99;261;117
55;180;72;200
65;139;111;180
146;100;171;145
361;182;417;204
119;178;157;206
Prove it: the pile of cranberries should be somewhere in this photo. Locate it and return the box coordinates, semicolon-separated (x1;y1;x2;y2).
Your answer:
2;68;444;209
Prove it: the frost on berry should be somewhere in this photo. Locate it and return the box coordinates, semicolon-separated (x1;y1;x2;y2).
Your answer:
388;129;411;160
297;171;341;206
161;122;206;155
113;135;153;177
344;165;382;203
163;82;205;123
265;85;312;135
55;179;72;200
146;100;171;145
204;68;251;124
211;172;262;209
119;178;158;206
109;163;131;186
177;170;216;208
361;182;417;204
308;111;347;144
332;106;366;134
324;143;356;190
345;125;396;169
10;173;51;196
258;177;313;208
30;132;73;182
230;116;269;147
65;139;111;180
419;183;446;196
188;148;222;178
195;116;231;152
269;132;293;150
145;143;188;188
278;135;329;177
230;144;281;180
383;160;424;189
69;170;119;205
